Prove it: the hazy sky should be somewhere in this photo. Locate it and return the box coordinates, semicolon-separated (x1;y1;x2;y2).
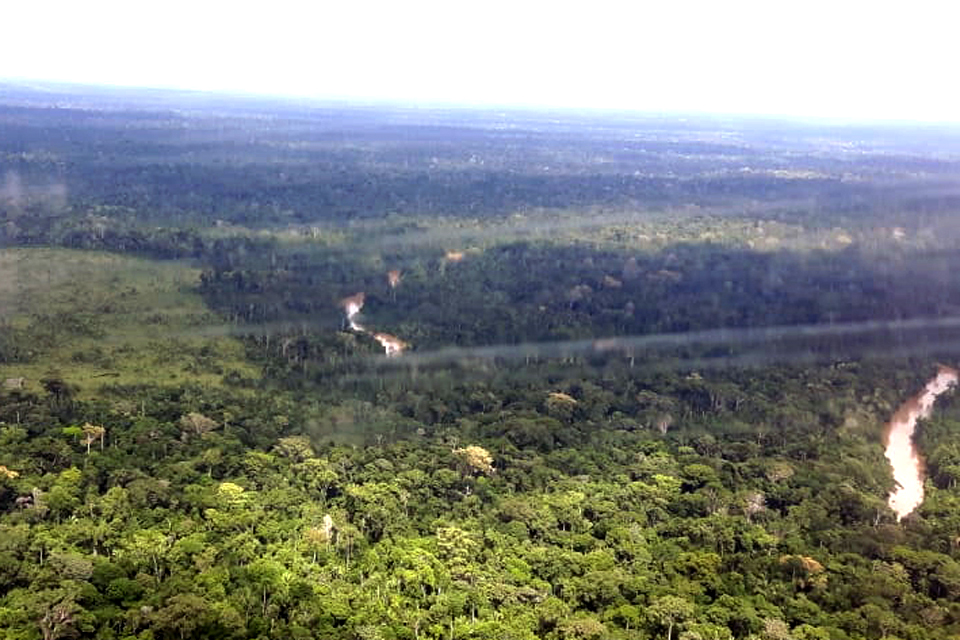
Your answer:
3;0;957;121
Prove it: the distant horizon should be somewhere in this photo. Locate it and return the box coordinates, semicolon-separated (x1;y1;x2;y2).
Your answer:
5;75;960;130
4;1;959;125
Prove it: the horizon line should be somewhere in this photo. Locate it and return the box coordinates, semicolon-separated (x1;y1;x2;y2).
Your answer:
3;76;960;129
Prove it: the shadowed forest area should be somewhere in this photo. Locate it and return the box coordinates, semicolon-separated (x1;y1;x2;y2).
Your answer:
4;82;960;639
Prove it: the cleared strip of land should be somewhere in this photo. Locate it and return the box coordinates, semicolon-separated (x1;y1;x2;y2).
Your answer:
0;247;258;396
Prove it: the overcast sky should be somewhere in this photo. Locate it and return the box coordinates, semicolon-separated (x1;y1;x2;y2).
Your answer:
2;0;957;122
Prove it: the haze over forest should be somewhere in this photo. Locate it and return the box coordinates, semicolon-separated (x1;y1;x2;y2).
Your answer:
5;1;960;122
2;80;960;639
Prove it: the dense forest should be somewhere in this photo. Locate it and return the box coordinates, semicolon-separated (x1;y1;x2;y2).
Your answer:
3;82;960;639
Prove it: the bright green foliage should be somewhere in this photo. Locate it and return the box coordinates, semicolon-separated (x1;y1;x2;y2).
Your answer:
1;357;958;639
5;94;960;640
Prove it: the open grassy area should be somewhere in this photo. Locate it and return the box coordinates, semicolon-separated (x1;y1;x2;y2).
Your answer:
0;247;258;396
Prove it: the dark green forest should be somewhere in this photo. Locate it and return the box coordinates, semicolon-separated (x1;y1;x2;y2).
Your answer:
4;82;960;640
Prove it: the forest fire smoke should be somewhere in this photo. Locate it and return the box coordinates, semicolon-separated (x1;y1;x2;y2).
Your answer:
387;270;401;288
340;291;408;357
340;292;366;331
373;332;408;357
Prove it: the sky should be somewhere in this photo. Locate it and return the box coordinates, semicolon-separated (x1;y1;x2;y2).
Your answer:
2;0;958;122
